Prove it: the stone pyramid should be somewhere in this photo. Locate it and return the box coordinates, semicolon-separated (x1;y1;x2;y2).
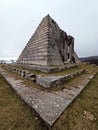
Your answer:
17;15;80;66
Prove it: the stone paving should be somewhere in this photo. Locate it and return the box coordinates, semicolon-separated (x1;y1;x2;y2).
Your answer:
0;67;96;129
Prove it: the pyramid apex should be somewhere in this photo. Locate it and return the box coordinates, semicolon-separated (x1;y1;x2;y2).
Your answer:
46;14;50;17
43;14;51;20
41;14;52;25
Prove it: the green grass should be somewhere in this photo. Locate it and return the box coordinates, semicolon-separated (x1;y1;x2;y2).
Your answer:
1;63;98;92
3;63;85;76
0;74;48;130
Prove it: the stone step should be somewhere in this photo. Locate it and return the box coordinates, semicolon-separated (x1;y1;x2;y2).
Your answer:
55;74;95;100
36;69;84;88
6;67;36;82
0;67;97;129
60;67;97;90
5;65;84;88
29;37;49;44
8;63;76;73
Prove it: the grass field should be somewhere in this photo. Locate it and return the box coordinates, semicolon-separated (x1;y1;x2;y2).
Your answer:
0;65;98;130
0;74;48;130
53;73;98;130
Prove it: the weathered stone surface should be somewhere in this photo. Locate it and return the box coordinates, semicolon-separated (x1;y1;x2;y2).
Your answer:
0;67;96;128
25;73;36;81
6;66;36;82
15;63;76;73
36;75;64;88
17;15;80;66
6;65;84;88
36;69;84;88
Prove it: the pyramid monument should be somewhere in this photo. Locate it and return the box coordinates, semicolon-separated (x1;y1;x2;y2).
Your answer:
17;15;80;66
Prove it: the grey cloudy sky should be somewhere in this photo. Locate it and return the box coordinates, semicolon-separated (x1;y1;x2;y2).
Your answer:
0;0;98;60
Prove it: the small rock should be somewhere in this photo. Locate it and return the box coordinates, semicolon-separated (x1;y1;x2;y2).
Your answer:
35;117;38;120
83;110;96;121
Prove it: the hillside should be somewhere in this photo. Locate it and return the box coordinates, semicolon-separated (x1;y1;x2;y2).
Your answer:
80;56;98;65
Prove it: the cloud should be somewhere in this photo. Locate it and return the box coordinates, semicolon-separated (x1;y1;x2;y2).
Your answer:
0;0;98;59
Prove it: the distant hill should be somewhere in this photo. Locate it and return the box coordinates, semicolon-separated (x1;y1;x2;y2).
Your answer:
80;56;98;65
0;60;16;64
0;57;17;64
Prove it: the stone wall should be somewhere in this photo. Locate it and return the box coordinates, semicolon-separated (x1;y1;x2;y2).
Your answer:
17;16;49;65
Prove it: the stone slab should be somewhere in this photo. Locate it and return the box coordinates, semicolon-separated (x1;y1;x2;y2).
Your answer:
36;69;84;88
0;67;96;129
15;63;76;73
6;65;83;88
36;75;64;88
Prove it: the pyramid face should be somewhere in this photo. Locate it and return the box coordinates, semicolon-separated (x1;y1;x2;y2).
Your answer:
17;15;80;65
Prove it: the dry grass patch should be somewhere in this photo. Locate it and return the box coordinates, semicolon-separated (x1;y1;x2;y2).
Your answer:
52;73;98;130
3;63;83;76
0;63;98;130
0;74;48;130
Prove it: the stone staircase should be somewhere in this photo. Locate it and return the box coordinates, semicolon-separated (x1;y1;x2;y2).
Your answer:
4;64;84;88
0;63;97;129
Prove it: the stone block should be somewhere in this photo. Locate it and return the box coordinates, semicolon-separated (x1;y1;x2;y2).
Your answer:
25;73;36;81
36;75;64;88
36;69;84;88
18;69;21;74
21;70;26;77
0;67;96;128
17;15;80;66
